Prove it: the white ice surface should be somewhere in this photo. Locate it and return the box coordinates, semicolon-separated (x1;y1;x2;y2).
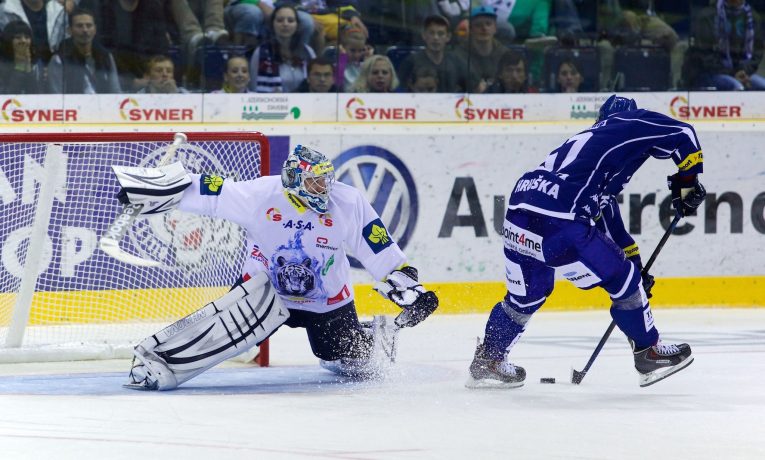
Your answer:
0;309;763;460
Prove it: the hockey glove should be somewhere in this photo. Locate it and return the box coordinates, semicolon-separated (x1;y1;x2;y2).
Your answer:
667;173;706;217
113;161;191;215
375;266;439;328
628;255;655;299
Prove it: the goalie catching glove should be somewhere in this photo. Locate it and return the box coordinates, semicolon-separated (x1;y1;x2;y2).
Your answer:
667;173;706;217
375;266;438;328
112;161;191;215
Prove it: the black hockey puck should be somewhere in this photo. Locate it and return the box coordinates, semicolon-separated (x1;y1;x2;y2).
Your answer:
540;377;556;384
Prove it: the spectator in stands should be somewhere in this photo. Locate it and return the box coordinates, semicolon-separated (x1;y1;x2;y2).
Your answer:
405;64;439;93
335;27;370;91
351;54;398;92
455;6;508;93
171;0;229;53
0;0;67;63
94;0;172;93
301;1;367;46
249;4;315;93
137;54;188;93
211;55;251;93
397;14;470;93
487;49;536;93
296;56;337;92
0;19;45;93
598;0;683;89
224;1;315;50
48;7;121;93
683;0;765;91
555;58;583;92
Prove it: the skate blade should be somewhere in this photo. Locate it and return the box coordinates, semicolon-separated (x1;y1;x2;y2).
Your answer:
638;356;694;387
123;381;158;391
465;376;524;390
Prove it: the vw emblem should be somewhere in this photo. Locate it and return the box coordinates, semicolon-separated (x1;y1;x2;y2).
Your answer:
333;146;418;268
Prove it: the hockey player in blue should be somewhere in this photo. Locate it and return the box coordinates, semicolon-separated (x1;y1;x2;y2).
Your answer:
467;95;706;388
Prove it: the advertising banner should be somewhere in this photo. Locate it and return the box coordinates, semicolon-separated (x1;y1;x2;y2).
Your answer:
1;92;763;125
292;129;765;285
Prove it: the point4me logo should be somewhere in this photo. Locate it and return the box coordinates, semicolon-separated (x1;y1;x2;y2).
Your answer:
669;95;741;119
334;146;418;268
119;97;194;122
345;97;416;120
455;96;523;121
2;97;77;122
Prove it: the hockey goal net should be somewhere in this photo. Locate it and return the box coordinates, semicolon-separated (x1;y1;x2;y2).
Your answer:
0;132;270;364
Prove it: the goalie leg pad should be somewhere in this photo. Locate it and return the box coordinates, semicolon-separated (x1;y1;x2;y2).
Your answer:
124;271;289;390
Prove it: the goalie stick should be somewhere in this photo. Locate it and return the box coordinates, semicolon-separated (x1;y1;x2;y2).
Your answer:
99;132;187;267
571;213;682;385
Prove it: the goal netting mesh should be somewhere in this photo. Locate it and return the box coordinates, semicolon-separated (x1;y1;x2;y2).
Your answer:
0;132;269;363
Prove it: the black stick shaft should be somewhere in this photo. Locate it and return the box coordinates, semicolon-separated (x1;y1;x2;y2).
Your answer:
572;213;682;384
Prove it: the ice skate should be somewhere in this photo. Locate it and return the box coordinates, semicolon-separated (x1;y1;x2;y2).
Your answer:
631;339;693;387
465;339;525;389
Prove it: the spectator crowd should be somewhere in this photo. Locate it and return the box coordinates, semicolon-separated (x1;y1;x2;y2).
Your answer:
0;0;764;95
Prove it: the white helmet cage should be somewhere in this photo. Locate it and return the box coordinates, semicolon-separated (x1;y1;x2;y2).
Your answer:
281;145;336;213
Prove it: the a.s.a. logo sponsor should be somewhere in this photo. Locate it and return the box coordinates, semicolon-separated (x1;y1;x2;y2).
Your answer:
333;146;418;267
126;142;253;273
266;207;282;221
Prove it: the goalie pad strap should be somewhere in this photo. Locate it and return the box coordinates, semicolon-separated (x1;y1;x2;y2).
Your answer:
134;271;289;390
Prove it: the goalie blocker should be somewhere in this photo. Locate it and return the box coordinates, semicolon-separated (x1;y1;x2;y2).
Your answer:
125;271;289;390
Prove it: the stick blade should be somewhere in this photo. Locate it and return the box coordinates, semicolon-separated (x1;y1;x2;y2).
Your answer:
100;237;161;268
571;368;586;385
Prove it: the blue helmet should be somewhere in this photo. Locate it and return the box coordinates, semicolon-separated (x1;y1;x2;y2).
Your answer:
281;145;335;213
596;94;637;123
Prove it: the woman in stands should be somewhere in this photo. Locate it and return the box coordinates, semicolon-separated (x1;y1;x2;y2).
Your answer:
248;4;316;93
556;58;583;93
212;55;251;93
0;20;44;94
351;54;399;93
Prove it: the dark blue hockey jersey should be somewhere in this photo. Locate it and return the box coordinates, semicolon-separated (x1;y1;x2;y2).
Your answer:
508;109;704;221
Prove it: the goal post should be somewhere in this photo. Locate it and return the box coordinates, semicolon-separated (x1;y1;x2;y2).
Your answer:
0;132;271;365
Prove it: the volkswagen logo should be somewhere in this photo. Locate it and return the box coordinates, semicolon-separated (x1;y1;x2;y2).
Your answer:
333;146;418;268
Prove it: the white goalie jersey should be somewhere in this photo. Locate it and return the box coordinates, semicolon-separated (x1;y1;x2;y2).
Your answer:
178;174;407;313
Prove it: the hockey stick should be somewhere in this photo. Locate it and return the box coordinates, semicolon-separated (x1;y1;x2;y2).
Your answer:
571;213;682;385
99;133;188;267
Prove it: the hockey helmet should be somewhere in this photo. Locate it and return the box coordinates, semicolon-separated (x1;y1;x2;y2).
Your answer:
596;94;638;123
281;145;335;213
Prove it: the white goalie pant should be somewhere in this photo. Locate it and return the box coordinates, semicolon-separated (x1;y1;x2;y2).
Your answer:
127;271;289;390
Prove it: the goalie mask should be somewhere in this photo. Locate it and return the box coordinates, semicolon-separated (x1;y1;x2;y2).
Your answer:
281;145;336;213
596;94;638;123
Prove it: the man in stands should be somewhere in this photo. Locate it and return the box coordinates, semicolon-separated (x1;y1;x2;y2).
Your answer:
397;14;470;93
454;6;508;93
296;57;338;92
48;7;121;94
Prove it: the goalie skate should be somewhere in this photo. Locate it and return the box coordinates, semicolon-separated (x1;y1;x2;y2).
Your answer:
124;346;178;391
320;315;398;379
632;340;694;387
465;338;526;389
